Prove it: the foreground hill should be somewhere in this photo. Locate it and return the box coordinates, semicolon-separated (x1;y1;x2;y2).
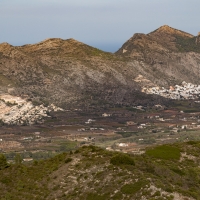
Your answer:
0;25;200;110
1;143;200;199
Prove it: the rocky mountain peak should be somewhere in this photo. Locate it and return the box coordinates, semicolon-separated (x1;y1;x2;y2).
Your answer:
26;38;83;49
67;38;79;42
155;25;175;32
40;37;63;43
0;42;12;46
33;38;64;48
0;42;13;51
149;25;194;38
116;25;200;59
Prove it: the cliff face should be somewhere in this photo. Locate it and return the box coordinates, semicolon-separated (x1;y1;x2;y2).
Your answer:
0;25;200;109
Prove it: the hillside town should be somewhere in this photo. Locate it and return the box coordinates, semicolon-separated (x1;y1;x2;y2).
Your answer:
144;81;200;100
0;94;63;125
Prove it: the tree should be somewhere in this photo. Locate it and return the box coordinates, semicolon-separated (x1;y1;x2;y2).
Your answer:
0;154;8;169
15;153;23;165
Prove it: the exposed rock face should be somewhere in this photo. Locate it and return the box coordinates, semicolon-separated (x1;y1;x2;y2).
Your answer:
0;25;200;110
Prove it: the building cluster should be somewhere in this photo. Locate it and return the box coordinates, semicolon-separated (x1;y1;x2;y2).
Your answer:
0;94;63;125
144;81;200;100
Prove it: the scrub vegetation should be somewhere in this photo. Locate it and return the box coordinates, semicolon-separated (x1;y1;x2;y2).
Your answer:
0;143;200;199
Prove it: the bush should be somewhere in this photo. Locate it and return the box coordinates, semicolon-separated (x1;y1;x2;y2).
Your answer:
116;132;137;138
175;36;200;53
186;141;198;145
65;157;72;163
0;154;8;170
171;167;185;176
110;154;135;166
121;181;147;195
74;149;80;154
146;145;180;160
15;153;23;165
86;193;105;200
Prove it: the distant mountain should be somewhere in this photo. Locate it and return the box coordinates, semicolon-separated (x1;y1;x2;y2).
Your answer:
116;25;200;56
0;25;200;109
116;25;200;87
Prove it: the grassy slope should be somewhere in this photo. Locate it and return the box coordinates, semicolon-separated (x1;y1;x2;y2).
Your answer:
175;36;200;53
0;143;200;200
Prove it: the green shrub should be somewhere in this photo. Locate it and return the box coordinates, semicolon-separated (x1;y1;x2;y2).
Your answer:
1;177;12;185
0;154;9;170
65;157;72;163
175;36;200;53
121;181;147;195
112;192;123;200
74;149;80;154
86;193;105;200
152;191;161;197
146;145;180;160
15;153;23;165
165;187;173;193
110;154;135;166
116;132;137;138
186;141;198;145
171;167;185;176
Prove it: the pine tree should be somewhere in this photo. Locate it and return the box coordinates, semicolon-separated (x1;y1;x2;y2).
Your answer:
0;154;8;169
15;153;23;165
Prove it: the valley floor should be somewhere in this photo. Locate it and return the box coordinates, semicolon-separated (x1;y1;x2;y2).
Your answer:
1;99;200;162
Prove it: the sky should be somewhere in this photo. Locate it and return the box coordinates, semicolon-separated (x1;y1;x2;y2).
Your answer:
0;0;200;52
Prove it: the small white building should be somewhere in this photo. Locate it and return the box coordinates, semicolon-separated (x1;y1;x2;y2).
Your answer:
118;143;128;147
102;113;111;117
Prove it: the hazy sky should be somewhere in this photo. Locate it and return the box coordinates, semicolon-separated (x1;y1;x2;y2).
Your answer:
0;0;199;52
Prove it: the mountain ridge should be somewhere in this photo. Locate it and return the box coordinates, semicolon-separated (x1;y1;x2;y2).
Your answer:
116;25;200;56
149;25;194;38
0;25;200;110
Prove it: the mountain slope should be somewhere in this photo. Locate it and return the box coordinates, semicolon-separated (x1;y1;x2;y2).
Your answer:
0;25;200;110
0;38;168;109
116;25;200;87
0;143;200;199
